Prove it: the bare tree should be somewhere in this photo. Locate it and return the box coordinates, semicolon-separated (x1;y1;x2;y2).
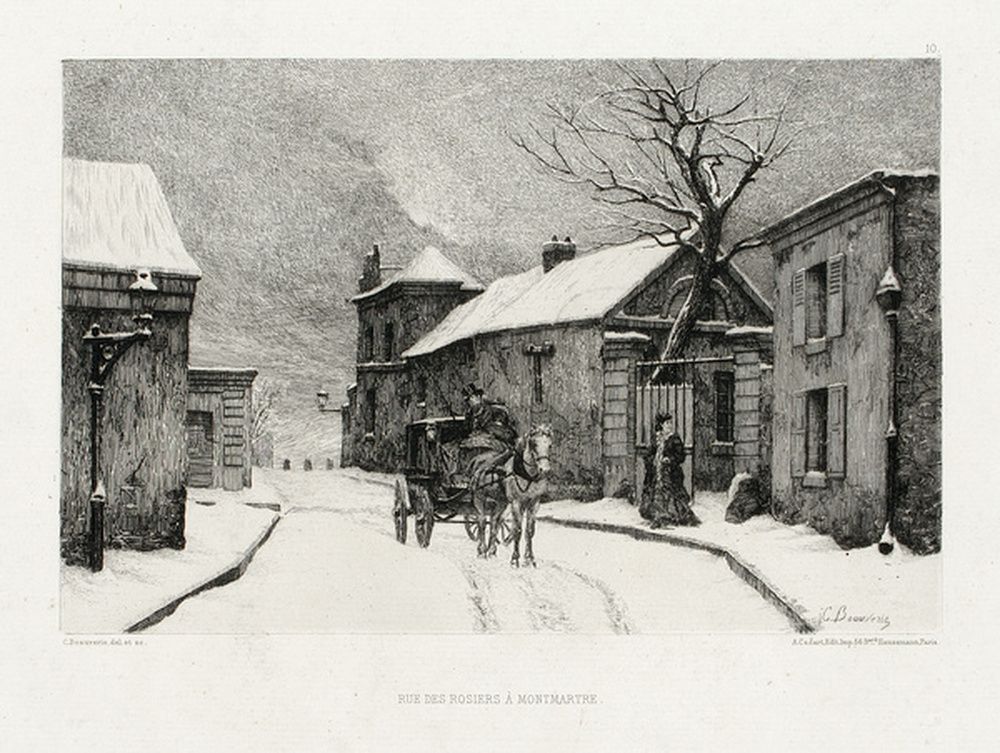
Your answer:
512;61;797;360
251;377;281;467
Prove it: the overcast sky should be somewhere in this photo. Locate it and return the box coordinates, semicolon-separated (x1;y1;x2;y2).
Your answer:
65;59;939;264
62;58;940;416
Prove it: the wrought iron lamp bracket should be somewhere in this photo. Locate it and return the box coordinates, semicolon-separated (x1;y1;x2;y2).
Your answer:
83;324;152;387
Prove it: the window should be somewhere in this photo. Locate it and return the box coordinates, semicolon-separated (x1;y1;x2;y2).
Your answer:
714;371;735;443
383;322;395;361
806;388;828;472
792;252;845;347
362;325;374;362
805;263;827;340
792;385;846;480
531;354;544;404
365;388;376;433
416;375;427;404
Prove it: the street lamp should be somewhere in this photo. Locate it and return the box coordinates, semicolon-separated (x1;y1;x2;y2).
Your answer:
316;389;331;412
875;265;902;555
80;269;157;572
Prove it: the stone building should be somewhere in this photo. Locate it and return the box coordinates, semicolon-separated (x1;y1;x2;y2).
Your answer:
343;235;772;502
186;367;258;491
61;158;201;563
759;171;940;553
345;244;484;470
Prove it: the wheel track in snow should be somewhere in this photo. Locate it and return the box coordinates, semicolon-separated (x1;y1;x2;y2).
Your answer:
507;565;574;632
271;478;630;632
545;561;634;634
458;564;501;632
336;505;627;632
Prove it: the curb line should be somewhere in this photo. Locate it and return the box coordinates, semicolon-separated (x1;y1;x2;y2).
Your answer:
536;515;816;633
124;512;283;634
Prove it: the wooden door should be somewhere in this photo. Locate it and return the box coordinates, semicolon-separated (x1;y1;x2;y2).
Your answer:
186;410;214;488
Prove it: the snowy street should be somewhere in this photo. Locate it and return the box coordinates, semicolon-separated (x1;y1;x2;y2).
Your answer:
148;469;791;633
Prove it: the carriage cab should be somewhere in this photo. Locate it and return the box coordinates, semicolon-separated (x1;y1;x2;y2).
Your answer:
403;415;469;485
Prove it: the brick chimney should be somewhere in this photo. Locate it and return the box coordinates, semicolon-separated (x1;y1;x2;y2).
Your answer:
542;236;576;273
359;243;382;292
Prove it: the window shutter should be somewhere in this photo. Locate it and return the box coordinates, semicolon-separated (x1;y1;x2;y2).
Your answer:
792;268;806;347
827;384;847;477
791;392;807;477
827;253;846;338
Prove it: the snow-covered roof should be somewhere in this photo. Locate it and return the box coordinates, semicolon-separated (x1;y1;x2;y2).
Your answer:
350;245;483;302
604;331;652;342
725;325;774;337
403;236;679;358
762;169;939;243
62;158;201;277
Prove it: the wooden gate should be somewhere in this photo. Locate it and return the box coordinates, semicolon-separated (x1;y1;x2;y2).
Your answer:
634;355;736;500
635;365;694;499
185;410;214;488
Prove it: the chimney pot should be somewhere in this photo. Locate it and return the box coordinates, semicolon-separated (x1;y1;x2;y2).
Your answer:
359;242;383;293
542;235;577;273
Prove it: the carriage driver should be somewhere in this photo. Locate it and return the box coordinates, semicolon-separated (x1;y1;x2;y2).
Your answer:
460;383;519;481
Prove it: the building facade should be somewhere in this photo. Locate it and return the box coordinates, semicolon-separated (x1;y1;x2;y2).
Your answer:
764;171;940;553
346;244;484;471
344;235;772;502
186;367;258;491
61;158;201;563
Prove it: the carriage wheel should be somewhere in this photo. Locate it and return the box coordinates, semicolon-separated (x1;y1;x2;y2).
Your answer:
498;509;516;545
463;513;479;541
411;483;434;548
393;478;409;544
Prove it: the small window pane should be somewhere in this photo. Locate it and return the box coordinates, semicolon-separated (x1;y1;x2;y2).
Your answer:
806;388;828;471
714;371;735;442
806;262;828;339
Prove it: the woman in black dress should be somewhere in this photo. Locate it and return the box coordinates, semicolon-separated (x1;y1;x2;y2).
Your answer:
639;412;700;528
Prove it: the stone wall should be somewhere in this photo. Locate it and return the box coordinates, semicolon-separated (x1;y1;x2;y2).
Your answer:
472;324;606;500
601;334;649;498
355;286;478;364
770;185;894;548
345;284;479;468
188;368;257;491
890;176;941;553
61;267;196;564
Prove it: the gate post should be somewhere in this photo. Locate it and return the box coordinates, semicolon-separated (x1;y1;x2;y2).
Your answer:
725;327;774;476
601;332;650;499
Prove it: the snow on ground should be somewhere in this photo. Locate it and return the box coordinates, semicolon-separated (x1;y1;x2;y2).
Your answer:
541;492;942;633
456;525;790;633
149;469;791;633
60;477;283;634
147;492;476;634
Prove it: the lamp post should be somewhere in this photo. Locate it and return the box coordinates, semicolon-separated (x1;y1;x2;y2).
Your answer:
875;266;902;555
81;269;157;572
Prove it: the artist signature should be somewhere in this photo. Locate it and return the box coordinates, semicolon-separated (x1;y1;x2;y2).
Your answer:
820;605;891;631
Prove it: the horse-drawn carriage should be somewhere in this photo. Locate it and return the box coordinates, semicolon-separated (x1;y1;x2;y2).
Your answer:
392;415;512;549
392;413;553;564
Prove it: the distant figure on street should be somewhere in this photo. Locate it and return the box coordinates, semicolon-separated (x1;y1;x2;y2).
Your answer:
459;383;519;482
639;412;700;528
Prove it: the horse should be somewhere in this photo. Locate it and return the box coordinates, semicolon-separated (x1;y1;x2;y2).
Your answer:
469;424;553;564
